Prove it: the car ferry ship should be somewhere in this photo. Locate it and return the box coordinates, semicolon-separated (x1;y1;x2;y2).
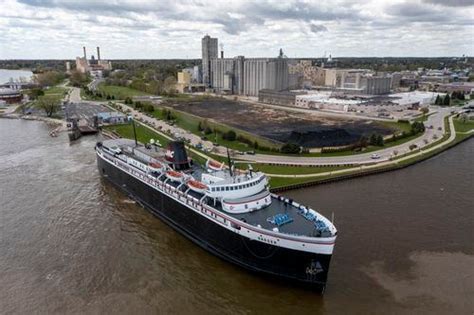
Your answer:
95;138;337;292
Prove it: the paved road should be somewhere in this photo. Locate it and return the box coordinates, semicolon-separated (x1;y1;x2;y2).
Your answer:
235;106;454;165
70;88;457;166
88;78;104;92
267;114;460;178
68;87;82;103
119;101;455;166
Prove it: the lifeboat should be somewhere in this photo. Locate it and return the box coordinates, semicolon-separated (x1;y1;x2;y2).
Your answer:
166;170;184;182
148;161;163;172
206;159;224;171
187;179;209;194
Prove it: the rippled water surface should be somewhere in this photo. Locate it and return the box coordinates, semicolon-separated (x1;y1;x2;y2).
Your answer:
1;119;472;314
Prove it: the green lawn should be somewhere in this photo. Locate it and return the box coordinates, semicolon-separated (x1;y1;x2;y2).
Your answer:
97;84;152;100
103;122;209;167
235;163;352;175
454;118;474;133
378;120;412;133
269;175;334;189
44;86;67;96
413;113;434;123
103;123;170;147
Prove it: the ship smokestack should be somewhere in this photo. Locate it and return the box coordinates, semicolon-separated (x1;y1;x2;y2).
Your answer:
165;141;191;171
97;46;101;60
83;46;87;59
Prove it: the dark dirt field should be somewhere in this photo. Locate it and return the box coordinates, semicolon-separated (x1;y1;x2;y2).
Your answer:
169;99;394;147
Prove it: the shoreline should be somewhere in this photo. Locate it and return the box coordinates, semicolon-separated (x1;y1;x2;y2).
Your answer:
3;110;472;193
0;112;65;130
270;134;473;192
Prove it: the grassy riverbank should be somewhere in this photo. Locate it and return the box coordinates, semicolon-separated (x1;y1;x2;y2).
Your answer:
102;109;472;191
270;117;474;190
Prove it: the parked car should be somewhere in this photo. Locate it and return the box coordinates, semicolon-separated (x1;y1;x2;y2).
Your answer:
246;150;256;155
371;153;381;159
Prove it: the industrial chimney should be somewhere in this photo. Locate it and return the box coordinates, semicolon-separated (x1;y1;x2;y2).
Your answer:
83;46;87;59
97;47;101;60
221;50;224;59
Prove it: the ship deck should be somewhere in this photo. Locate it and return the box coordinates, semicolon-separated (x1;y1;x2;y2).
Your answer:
162;175;331;238
218;197;331;238
102;139;332;239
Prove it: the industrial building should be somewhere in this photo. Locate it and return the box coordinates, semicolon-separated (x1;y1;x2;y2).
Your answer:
176;66;205;93
201;35;218;87
324;68;392;95
258;89;304;106
288;60;326;88
75;46;112;77
209;55;289;96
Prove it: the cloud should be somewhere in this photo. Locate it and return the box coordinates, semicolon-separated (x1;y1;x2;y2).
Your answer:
309;24;328;33
422;0;474;7
0;0;473;58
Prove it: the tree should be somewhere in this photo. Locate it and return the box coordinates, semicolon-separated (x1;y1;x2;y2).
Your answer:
69;70;88;87
434;94;441;105
280;142;301;154
443;94;450;106
369;133;378;146
27;88;44;100
163;76;177;95
358;135;369;149
411;121;425;134
33;71;64;87
223;130;236;141
143;103;155;113
375;134;384;146
36;96;61;117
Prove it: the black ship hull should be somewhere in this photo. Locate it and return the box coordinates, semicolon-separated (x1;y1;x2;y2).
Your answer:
97;155;332;292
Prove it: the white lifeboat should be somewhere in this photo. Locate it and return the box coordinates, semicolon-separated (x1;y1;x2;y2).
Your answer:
148;161;164;172
206;159;224;171
187;179;208;194
166;170;184;182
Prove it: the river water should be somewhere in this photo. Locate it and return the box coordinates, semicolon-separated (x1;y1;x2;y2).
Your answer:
0;69;33;84
1;119;472;314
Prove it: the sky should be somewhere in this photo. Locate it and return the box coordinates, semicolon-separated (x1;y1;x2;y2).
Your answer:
0;0;473;59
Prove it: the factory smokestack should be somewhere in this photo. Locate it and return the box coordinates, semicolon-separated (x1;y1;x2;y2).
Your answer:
83;46;87;59
97;47;101;60
221;50;224;59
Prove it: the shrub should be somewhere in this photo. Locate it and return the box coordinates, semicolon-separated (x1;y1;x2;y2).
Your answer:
204;126;213;135
280;142;301;154
223;130;237;141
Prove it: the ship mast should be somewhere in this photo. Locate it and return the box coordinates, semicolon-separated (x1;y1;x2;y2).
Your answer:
226;147;233;177
131;118;138;147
